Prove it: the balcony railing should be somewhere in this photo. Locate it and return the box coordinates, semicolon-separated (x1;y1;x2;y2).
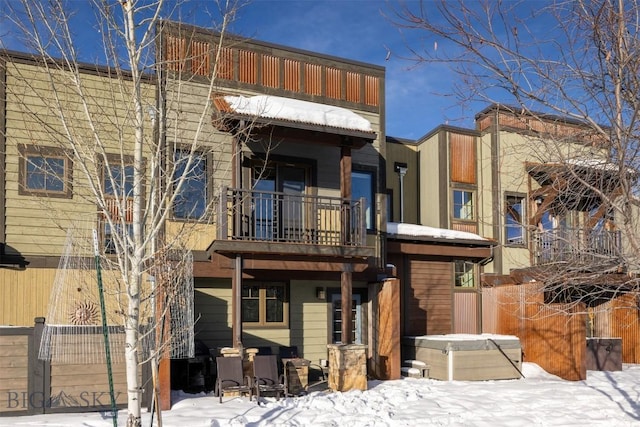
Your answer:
217;186;366;247
531;228;622;266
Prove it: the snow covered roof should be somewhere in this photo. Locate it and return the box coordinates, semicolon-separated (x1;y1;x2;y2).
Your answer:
214;95;375;137
387;222;493;245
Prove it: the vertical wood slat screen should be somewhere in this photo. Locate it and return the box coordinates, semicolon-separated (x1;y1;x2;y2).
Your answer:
262;55;280;88
190;40;210;76
283;59;300;92
164;34;381;107
304;63;322;96
346;71;361;103
238;50;257;84
215;47;234;80
450;133;476;184
325;67;341;100
452;222;477;234
364;75;379;106
166;36;186;72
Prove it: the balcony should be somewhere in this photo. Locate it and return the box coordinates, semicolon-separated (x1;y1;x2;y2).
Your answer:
211;186;373;258
531;228;622;268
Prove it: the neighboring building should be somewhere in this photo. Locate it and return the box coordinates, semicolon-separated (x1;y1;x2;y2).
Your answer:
386;104;640;379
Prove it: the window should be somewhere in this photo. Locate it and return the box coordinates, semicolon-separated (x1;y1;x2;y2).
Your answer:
453;189;474;220
101;155;140;253
352;169;375;230
173;149;208;220
454;261;475;288
242;282;288;327
251;161;309;241
18;145;72;198
505;194;526;245
104;222;133;254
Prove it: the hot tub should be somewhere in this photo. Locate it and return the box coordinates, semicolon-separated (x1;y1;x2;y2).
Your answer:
402;334;523;381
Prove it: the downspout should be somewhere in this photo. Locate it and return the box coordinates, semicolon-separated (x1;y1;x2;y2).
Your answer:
394;162;408;223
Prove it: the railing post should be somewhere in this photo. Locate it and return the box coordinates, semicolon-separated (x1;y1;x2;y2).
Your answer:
218;186;228;240
358;197;366;246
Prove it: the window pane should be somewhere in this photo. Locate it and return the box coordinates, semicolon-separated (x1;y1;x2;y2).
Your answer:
173;150;207;219
105;164;134;197
506;195;525;245
454;260;475;287
265;299;283;322
242;300;259;322
453;190;474;220
26;156;65;191
352;170;374;229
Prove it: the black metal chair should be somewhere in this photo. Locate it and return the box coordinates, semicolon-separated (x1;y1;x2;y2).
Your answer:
214;356;252;403
252;355;287;400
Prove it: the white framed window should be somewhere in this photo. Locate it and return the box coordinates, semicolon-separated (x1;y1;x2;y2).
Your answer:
453;189;474;220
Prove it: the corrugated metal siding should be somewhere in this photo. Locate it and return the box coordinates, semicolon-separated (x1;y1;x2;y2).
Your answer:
454;292;479;333
346;71;360;103
283;59;300;92
304;63;322;96
364;75;379;106
238;50;257;84
262;54;279;88
404;259;452;336
450;133;476;184
325;67;341;100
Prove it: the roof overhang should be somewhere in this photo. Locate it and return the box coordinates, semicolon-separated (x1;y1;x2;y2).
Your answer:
213;95;377;142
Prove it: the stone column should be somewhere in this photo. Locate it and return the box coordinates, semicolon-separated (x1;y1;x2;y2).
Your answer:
327;344;368;392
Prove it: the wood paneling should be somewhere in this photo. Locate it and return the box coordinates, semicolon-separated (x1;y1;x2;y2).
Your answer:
373;279;401;380
450;133;476;184
0;334;29;413
404;259;452;336
0;268;55;326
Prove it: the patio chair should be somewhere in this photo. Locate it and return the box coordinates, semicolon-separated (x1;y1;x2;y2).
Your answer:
214;356;252;403
252;354;287;400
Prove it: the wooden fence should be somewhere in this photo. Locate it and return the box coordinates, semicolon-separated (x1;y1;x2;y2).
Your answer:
482;283;586;381
483;283;640;381
0;318;136;416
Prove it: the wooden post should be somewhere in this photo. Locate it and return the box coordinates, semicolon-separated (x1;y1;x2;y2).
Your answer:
341;269;353;344
232;255;243;349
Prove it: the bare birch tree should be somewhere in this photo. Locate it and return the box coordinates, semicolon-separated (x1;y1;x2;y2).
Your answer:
389;1;640;310
1;1;249;425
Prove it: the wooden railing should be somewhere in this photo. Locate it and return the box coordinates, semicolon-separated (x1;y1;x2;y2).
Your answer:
531;228;622;266
217;187;366;247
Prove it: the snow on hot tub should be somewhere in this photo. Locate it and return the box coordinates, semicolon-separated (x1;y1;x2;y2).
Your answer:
402;333;523;381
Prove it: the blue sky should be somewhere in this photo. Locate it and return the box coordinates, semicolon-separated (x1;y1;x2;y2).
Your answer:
227;0;475;139
0;0;488;139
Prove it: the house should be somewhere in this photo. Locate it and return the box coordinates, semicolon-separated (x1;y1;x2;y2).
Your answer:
386;104;640;379
0;20;403;414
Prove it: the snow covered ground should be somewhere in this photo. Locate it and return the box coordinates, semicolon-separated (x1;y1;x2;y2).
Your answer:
2;363;640;426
